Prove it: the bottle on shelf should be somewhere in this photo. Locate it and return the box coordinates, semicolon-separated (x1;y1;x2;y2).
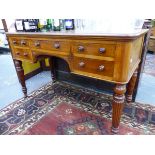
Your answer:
38;19;47;32
46;19;53;31
59;19;65;31
15;19;24;32
65;19;74;30
53;19;61;31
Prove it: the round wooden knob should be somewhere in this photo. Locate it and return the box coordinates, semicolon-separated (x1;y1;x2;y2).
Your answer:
54;42;60;49
34;41;40;47
16;52;20;55
21;40;26;45
79;62;85;67
98;65;105;71
78;46;84;52
13;40;17;45
99;48;106;53
23;52;28;56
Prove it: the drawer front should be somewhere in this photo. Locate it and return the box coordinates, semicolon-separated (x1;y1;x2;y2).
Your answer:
148;46;155;52
149;39;155;47
10;38;29;47
30;39;70;52
73;57;114;77
13;48;32;60
72;42;116;57
151;27;155;36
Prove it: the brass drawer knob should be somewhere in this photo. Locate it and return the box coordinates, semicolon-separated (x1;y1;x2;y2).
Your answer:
23;52;28;56
98;65;105;71
54;42;60;49
16;52;20;55
79;62;85;67
13;40;17;45
21;40;26;45
78;46;84;52
99;48;106;53
34;41;40;47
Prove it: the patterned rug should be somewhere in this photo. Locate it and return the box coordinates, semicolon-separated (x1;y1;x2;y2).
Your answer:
0;81;155;135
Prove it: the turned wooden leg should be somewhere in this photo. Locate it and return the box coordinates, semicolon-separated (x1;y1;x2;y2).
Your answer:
126;69;138;103
14;60;27;97
112;84;126;134
49;57;56;82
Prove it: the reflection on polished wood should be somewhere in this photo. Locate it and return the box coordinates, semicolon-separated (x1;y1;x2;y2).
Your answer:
6;29;148;133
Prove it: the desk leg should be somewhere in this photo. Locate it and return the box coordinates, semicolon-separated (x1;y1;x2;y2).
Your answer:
112;84;126;134
49;57;56;82
126;69;138;103
14;60;27;97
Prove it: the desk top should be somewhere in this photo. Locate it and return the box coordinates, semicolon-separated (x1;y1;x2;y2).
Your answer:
6;29;148;41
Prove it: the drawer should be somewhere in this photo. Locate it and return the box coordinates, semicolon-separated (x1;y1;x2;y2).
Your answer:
149;39;155;47
30;39;70;52
13;48;32;60
148;46;155;52
72;42;116;57
73;57;114;77
10;38;29;47
151;27;155;36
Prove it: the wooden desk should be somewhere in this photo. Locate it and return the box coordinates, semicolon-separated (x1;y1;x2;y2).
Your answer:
6;30;148;133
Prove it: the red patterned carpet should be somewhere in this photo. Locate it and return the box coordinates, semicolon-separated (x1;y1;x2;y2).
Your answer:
23;103;140;135
0;81;155;135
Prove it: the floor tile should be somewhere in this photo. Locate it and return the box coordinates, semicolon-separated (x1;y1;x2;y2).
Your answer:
0;54;51;109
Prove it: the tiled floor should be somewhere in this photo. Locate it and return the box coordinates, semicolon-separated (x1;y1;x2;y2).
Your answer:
136;73;155;105
0;54;51;109
0;52;155;109
143;52;155;76
136;53;155;105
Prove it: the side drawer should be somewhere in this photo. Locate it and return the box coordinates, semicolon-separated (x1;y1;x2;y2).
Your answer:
148;39;155;47
72;42;116;58
72;57;114;78
10;37;29;47
12;48;32;61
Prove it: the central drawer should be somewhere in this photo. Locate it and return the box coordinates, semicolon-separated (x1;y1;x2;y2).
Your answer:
72;42;116;58
29;39;70;53
73;57;114;78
